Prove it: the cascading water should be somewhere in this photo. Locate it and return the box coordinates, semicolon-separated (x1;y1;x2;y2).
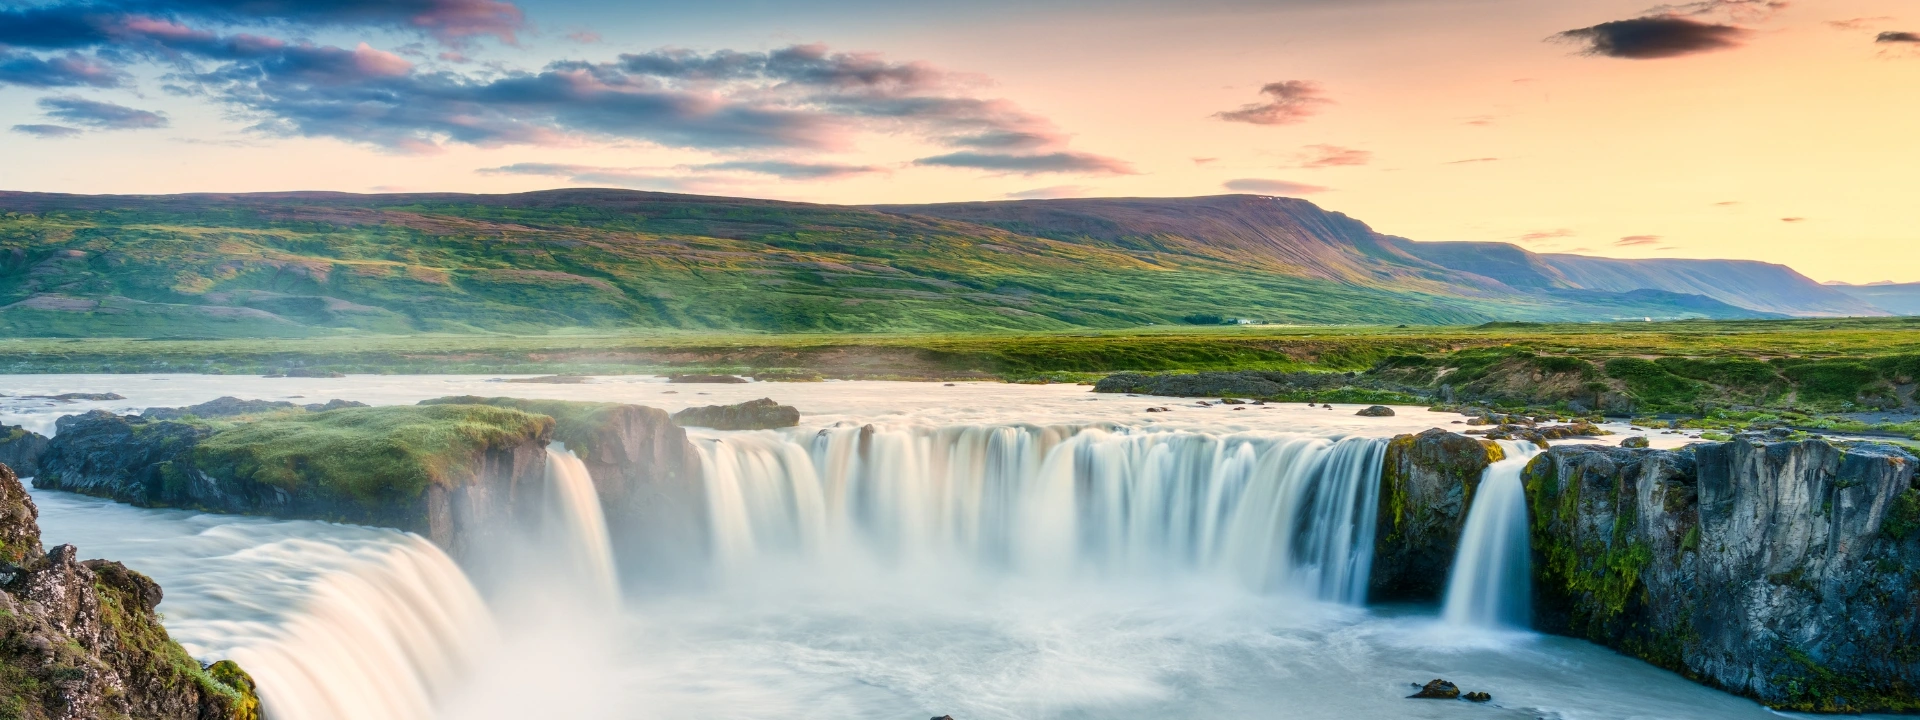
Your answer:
544;445;621;608
1441;441;1543;629
217;537;495;720
695;424;1386;602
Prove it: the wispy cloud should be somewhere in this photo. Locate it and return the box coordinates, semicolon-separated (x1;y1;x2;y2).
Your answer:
1214;81;1331;126
1223;178;1329;195
1297;144;1371;168
38;96;168;130
0;50;124;88
913;151;1136;176
1517;229;1576;242
1446;157;1500;165
1191;157;1218;165
1781;217;1807;223
10;124;82;138
1005;185;1090;200
1616;235;1663;246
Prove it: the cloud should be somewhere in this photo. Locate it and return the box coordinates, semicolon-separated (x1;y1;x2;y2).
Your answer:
38;96;169;129
1517;229;1576;242
1616;235;1663;246
1713;200;1741;206
479;162;714;192
913;151;1135;175
1781;217;1806;222
1223;178;1329;195
567;31;601;44
1878;31;1920;43
1463;115;1495;127
10;124;83;138
1446;157;1499;164
1191;157;1218;165
1552;16;1749;59
687;160;886;180
0;0;525;48
1647;0;1785;20
1214;80;1330;126
0;51;126;88
1829;17;1893;30
1298;144;1371;168
1005;185;1090;200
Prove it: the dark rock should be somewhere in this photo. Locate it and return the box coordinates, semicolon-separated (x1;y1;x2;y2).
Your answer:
1371;429;1503;601
1220;398;1246;405
143;396;299;420
304;399;369;412
1145;407;1169;413
25;392;126;402
0;461;260;719
1621;435;1650;448
0;423;50;477
667;374;749;384
671;398;801;431
1464;691;1491;702
1357;405;1396;417
1408;679;1460;699
1525;438;1920;713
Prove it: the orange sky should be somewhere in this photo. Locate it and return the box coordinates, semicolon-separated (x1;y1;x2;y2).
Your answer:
1;0;1915;282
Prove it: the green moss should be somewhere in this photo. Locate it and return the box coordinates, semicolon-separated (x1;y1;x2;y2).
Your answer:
1604;358;1704;410
417;396;623;458
1883;489;1920;540
1771;646;1920;713
191;404;552;508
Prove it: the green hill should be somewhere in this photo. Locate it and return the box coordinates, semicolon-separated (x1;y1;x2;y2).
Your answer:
0;189;1806;337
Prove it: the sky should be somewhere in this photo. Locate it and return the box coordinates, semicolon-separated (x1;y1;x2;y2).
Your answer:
1;0;1916;283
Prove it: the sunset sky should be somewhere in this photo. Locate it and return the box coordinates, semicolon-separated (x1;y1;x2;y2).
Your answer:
1;0;1915;282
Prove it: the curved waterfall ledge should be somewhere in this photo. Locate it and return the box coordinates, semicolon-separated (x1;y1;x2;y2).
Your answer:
696;423;1387;602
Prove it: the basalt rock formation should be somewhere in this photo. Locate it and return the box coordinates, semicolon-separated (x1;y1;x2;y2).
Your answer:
0;425;48;478
418;397;708;579
1370;429;1503;601
670;398;801;431
0;461;261;719
33;406;553;558
1523;436;1920;712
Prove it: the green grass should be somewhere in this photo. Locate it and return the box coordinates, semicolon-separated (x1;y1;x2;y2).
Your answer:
191;404;553;507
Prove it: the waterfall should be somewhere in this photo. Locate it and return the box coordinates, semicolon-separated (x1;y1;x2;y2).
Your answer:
695;424;1386;602
543;445;621;608
1441;441;1542;629
226;536;495;720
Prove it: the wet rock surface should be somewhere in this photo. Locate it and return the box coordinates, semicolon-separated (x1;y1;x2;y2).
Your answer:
671;398;801;431
1371;429;1503;601
1407;678;1460;699
0;423;49;478
1356;405;1396;417
1524;436;1920;712
0;461;260;719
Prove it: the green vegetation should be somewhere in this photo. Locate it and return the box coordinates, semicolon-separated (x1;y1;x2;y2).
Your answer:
191;404;553;508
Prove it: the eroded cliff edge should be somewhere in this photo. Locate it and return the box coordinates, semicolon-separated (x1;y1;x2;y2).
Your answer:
1525;435;1920;713
0;461;260;720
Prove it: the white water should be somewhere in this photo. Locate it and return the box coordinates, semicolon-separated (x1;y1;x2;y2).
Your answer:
12;375;1816;720
544;445;621;609
698;425;1384;603
1441;442;1542;629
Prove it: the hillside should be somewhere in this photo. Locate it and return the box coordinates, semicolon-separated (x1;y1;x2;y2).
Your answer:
1829;282;1920;316
0;189;1830;338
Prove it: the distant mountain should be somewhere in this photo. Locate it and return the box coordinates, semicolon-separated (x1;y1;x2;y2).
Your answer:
1827;282;1920;316
0;190;1828;337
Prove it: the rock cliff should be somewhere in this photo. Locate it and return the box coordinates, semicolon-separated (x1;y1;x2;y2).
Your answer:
0;425;48;478
0;461;261;719
1370;429;1503;601
1524;436;1920;712
670;398;800;431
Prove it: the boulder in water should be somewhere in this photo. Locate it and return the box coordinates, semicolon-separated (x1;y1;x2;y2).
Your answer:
1356;405;1396;417
1408;678;1461;699
1620;435;1650;448
1464;691;1492;702
671;398;801;431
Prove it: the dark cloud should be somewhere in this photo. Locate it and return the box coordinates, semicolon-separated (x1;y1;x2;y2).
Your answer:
0;50;126;88
38;96;170;129
1616;235;1662;246
1005;185;1090;200
1647;0;1784;20
1222;178;1329;195
1298;144;1370;168
0;1;523;48
688;160;886;180
1878;31;1920;43
1214;80;1330;126
1553;16;1749;59
10;124;84;138
913;151;1135;175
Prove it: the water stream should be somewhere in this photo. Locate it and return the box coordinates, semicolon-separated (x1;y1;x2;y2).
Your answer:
1441;442;1543;629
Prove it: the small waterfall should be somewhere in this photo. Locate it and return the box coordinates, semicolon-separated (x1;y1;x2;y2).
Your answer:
227;536;495;720
1441;442;1542;629
696;424;1385;602
543;445;620;608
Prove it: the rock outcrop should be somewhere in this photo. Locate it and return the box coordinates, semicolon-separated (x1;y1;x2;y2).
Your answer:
418;397;708;579
1370;429;1503;601
670;398;801;431
34;406;553;558
0;461;261;719
1524;436;1920;712
0;424;48;477
141;396;367;420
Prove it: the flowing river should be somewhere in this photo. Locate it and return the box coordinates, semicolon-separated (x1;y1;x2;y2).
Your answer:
2;375;1840;719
